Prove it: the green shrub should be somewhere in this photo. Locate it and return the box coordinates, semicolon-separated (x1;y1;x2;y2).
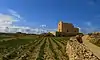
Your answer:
89;38;100;47
40;33;54;37
88;33;92;36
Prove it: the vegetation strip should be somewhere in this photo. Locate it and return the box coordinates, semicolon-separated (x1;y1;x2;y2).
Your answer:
0;36;70;60
27;37;46;60
36;38;46;60
48;38;60;60
16;37;44;60
43;38;55;60
0;37;38;54
53;37;69;45
2;37;43;60
52;38;69;58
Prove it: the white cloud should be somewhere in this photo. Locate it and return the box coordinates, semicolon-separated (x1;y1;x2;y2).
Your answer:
79;21;100;33
88;0;96;5
0;13;15;27
77;27;81;32
0;13;19;33
0;14;56;34
1;12;98;34
79;22;93;33
95;15;100;17
7;9;56;34
0;13;28;33
8;9;22;19
89;1;95;5
40;25;47;28
80;27;99;34
85;22;92;27
0;9;56;34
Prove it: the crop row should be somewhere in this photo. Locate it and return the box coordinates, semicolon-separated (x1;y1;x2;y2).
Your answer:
0;37;69;60
1;37;44;60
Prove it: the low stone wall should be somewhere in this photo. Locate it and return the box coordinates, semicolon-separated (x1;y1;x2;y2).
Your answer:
66;39;100;60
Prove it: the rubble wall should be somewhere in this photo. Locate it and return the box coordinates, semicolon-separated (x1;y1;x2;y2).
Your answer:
66;39;100;60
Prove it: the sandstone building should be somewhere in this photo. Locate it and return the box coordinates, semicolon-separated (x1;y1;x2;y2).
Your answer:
50;21;79;36
58;21;79;33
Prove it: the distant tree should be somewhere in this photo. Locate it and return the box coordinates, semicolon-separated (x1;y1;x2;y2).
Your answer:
88;33;92;36
16;32;22;34
39;32;54;37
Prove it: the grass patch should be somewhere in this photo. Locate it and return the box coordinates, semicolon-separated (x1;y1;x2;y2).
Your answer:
0;36;12;40
36;39;46;60
52;37;70;45
89;38;100;47
0;36;37;54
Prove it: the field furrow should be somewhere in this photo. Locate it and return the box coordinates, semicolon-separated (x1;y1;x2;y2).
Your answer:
22;37;46;60
50;38;68;60
2;37;43;60
15;39;39;60
0;36;70;60
43;38;55;60
17;37;45;60
48;38;59;60
36;38;46;60
52;38;69;58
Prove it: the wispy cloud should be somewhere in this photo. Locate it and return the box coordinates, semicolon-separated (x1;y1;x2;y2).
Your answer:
88;0;97;5
0;13;98;34
0;13;18;32
40;25;47;28
85;21;92;27
0;9;56;34
0;13;56;34
0;13;16;27
8;9;22;19
79;21;100;33
95;15;100;18
89;1;95;5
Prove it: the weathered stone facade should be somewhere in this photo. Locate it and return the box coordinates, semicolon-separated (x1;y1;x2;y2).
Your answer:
58;21;79;33
50;21;79;36
66;38;100;60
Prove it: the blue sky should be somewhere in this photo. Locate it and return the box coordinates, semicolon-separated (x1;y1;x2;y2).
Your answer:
0;0;100;33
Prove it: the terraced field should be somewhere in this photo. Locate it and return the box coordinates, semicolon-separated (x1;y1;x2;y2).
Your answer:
0;36;69;60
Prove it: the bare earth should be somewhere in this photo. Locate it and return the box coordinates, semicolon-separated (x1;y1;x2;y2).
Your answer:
82;35;100;59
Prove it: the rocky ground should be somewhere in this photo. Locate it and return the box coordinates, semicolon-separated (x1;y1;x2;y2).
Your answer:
66;37;100;60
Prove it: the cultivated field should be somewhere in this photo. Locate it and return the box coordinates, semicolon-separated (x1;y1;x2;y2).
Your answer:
0;36;69;60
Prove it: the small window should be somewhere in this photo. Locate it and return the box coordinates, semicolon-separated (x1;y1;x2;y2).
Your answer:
67;30;68;32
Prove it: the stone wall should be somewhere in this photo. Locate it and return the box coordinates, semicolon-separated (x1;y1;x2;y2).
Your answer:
66;39;100;60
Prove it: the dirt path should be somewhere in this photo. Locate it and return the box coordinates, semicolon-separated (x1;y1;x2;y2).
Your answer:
82;35;100;59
